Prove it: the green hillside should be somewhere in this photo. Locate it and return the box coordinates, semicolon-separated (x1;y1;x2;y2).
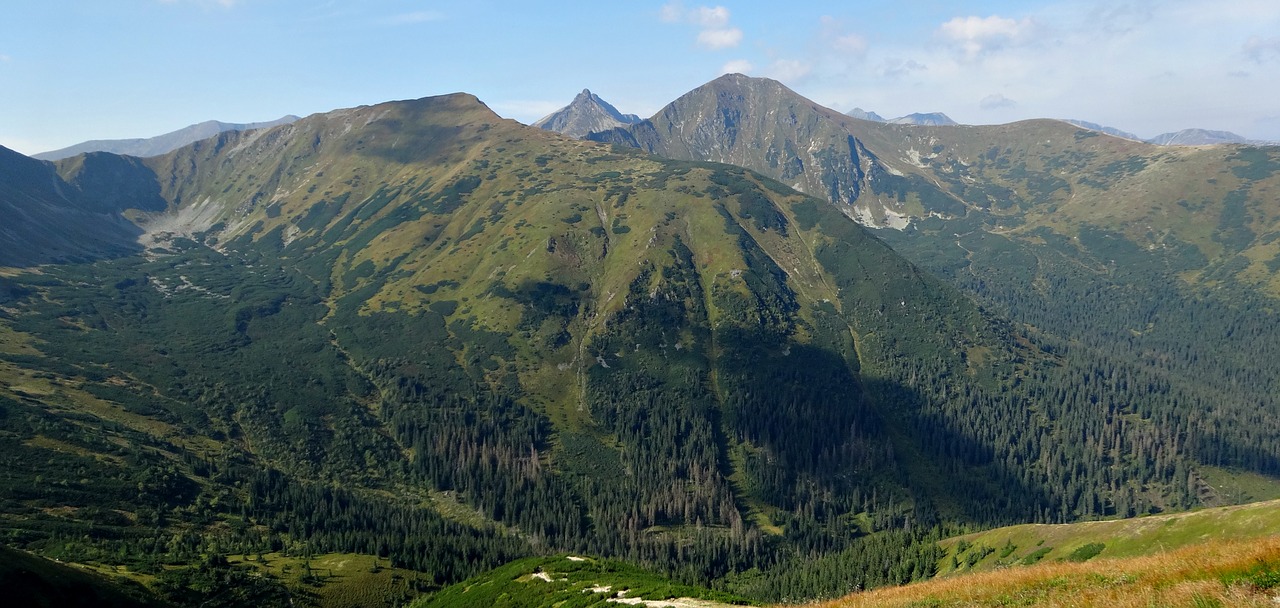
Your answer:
939;498;1280;574
4;88;1280;604
598;75;1280;523
410;555;748;608
0;93;1043;602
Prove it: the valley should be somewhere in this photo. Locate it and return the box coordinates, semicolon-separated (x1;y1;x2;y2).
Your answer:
0;75;1278;607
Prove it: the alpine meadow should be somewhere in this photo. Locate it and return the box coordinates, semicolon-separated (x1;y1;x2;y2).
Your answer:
4;7;1280;607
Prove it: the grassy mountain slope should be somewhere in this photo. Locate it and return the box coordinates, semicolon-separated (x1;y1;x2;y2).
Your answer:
938;498;1280;575
595;74;1280;520
818;535;1280;608
409;555;748;608
0;92;1054;601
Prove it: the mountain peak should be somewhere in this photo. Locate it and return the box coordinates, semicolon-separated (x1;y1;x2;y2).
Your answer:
532;88;641;139
847;107;886;122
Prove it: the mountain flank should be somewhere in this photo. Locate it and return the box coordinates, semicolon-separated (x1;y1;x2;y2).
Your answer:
6;84;1280;604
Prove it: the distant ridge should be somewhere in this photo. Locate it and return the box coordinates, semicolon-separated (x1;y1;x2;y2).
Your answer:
846;107;886;122
845;108;956;126
1061;119;1143;142
532;89;641;139
33;115;299;160
888;112;957;126
1147;128;1248;146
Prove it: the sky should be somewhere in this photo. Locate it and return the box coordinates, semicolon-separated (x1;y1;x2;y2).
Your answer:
4;0;1280;155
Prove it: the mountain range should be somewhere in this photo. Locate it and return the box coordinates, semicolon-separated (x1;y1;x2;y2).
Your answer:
3;75;1280;606
32;115;299;161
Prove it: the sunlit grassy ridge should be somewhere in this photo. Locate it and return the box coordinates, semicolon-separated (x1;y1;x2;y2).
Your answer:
811;535;1280;608
938;498;1280;574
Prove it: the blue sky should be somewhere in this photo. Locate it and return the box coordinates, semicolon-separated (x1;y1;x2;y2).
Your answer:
4;0;1280;155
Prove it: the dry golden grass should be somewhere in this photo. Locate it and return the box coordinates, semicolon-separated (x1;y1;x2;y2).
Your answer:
802;535;1280;608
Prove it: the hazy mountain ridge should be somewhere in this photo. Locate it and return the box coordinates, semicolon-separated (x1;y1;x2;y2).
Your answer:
33;115;300;161
1147;127;1248;146
1060;119;1144;141
888;112;957;126
844;108;955;125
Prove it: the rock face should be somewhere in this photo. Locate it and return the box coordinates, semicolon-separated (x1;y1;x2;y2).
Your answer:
33;115;300;161
531;89;641;138
588;74;889;210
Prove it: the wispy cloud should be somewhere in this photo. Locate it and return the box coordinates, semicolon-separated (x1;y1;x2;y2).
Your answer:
721;59;754;75
819;16;868;57
158;0;241;7
1244;35;1280;63
979;93;1017;110
379;11;445;26
661;2;743;50
697;28;742;50
879;58;927;79
764;59;811;82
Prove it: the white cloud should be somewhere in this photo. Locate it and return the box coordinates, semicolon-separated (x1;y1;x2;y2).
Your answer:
765;59;812;82
937;15;1036;60
697;28;743;50
661;2;742;51
721;59;754;75
979;93;1017;110
659;2;683;23
834;34;868;54
0;54;10;63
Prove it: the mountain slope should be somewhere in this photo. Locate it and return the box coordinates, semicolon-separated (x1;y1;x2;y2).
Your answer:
0;91;1056;600
824;535;1280;608
532;89;641;138
0;546;168;608
33;115;299;161
0;145;167;266
590;74;1280;521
